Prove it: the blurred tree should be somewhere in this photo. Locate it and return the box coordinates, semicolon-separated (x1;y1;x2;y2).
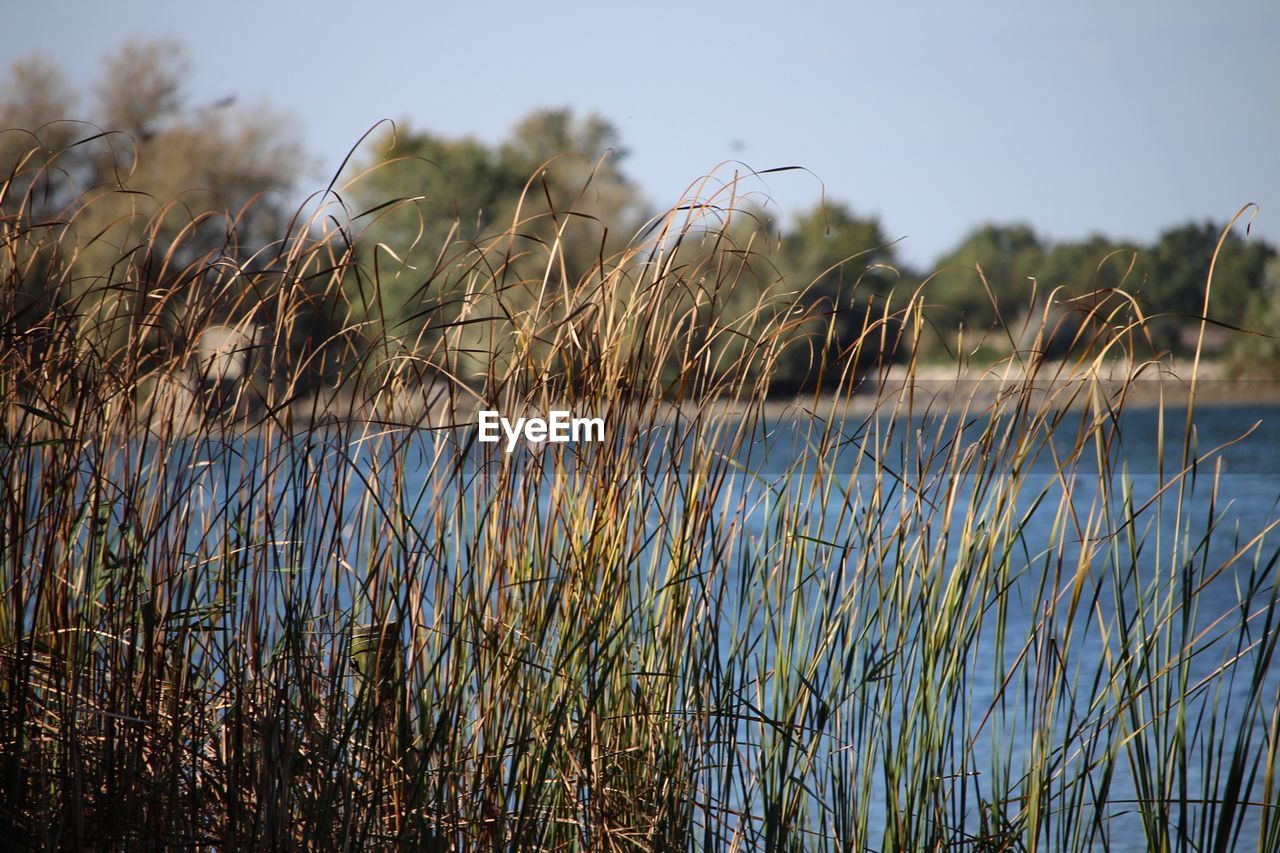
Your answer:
1136;221;1274;353
344;126;522;334
96;39;186;145
349;108;647;365
646;202;788;396
491;109;646;319
776;203;905;389
1;38;309;379
1027;235;1141;357
0;55;80;214
781;203;898;297
0;55;82;349
928;223;1045;339
497;108;641;239
0;55;76;133
1225;256;1280;373
1039;235;1139;296
3;39;301;250
78;39;302;265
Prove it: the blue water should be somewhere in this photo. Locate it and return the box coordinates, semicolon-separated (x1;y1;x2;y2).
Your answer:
44;402;1280;849
757;405;1280;848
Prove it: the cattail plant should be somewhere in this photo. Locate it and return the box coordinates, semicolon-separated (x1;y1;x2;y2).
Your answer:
1;135;1277;851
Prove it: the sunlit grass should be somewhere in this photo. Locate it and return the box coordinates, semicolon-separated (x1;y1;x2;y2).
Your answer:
2;137;1278;850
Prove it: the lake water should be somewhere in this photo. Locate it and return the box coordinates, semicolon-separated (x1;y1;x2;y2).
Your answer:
80;401;1280;848
714;404;1280;848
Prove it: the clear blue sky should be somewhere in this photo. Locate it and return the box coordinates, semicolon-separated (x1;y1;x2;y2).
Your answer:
7;0;1278;267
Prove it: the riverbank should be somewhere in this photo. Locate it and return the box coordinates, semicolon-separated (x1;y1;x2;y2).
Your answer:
278;358;1280;431
12;358;1272;439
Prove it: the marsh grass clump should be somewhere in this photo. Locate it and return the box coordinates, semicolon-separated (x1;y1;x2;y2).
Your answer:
1;135;1278;851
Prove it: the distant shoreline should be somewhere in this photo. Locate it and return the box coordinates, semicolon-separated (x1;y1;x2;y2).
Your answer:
275;359;1280;432
751;371;1280;421
14;360;1274;438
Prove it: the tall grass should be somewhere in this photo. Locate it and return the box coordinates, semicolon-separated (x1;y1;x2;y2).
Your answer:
2;137;1278;850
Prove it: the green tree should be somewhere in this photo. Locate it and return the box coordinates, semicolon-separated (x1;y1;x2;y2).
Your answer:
1225;256;1280;374
3;39;302;258
0;55;82;346
781;203;898;297
645;202;788;395
1039;235;1139;296
928;223;1045;338
349;108;647;363
0;55;80;213
775;203;905;389
1027;235;1141;357
344;126;522;333
497;108;641;230
1;39;311;380
490;107;646;293
1137;221;1274;353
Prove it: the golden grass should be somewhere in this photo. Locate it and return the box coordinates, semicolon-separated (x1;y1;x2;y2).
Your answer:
1;137;1278;850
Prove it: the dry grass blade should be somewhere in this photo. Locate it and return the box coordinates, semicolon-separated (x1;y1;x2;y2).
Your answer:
1;136;1277;851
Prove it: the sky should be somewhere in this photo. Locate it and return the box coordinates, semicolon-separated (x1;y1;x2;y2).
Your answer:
5;0;1278;268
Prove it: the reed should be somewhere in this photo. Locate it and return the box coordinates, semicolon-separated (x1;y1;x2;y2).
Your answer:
1;137;1277;850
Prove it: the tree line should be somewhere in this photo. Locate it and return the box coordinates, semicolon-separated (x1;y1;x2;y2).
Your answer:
3;39;1277;399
